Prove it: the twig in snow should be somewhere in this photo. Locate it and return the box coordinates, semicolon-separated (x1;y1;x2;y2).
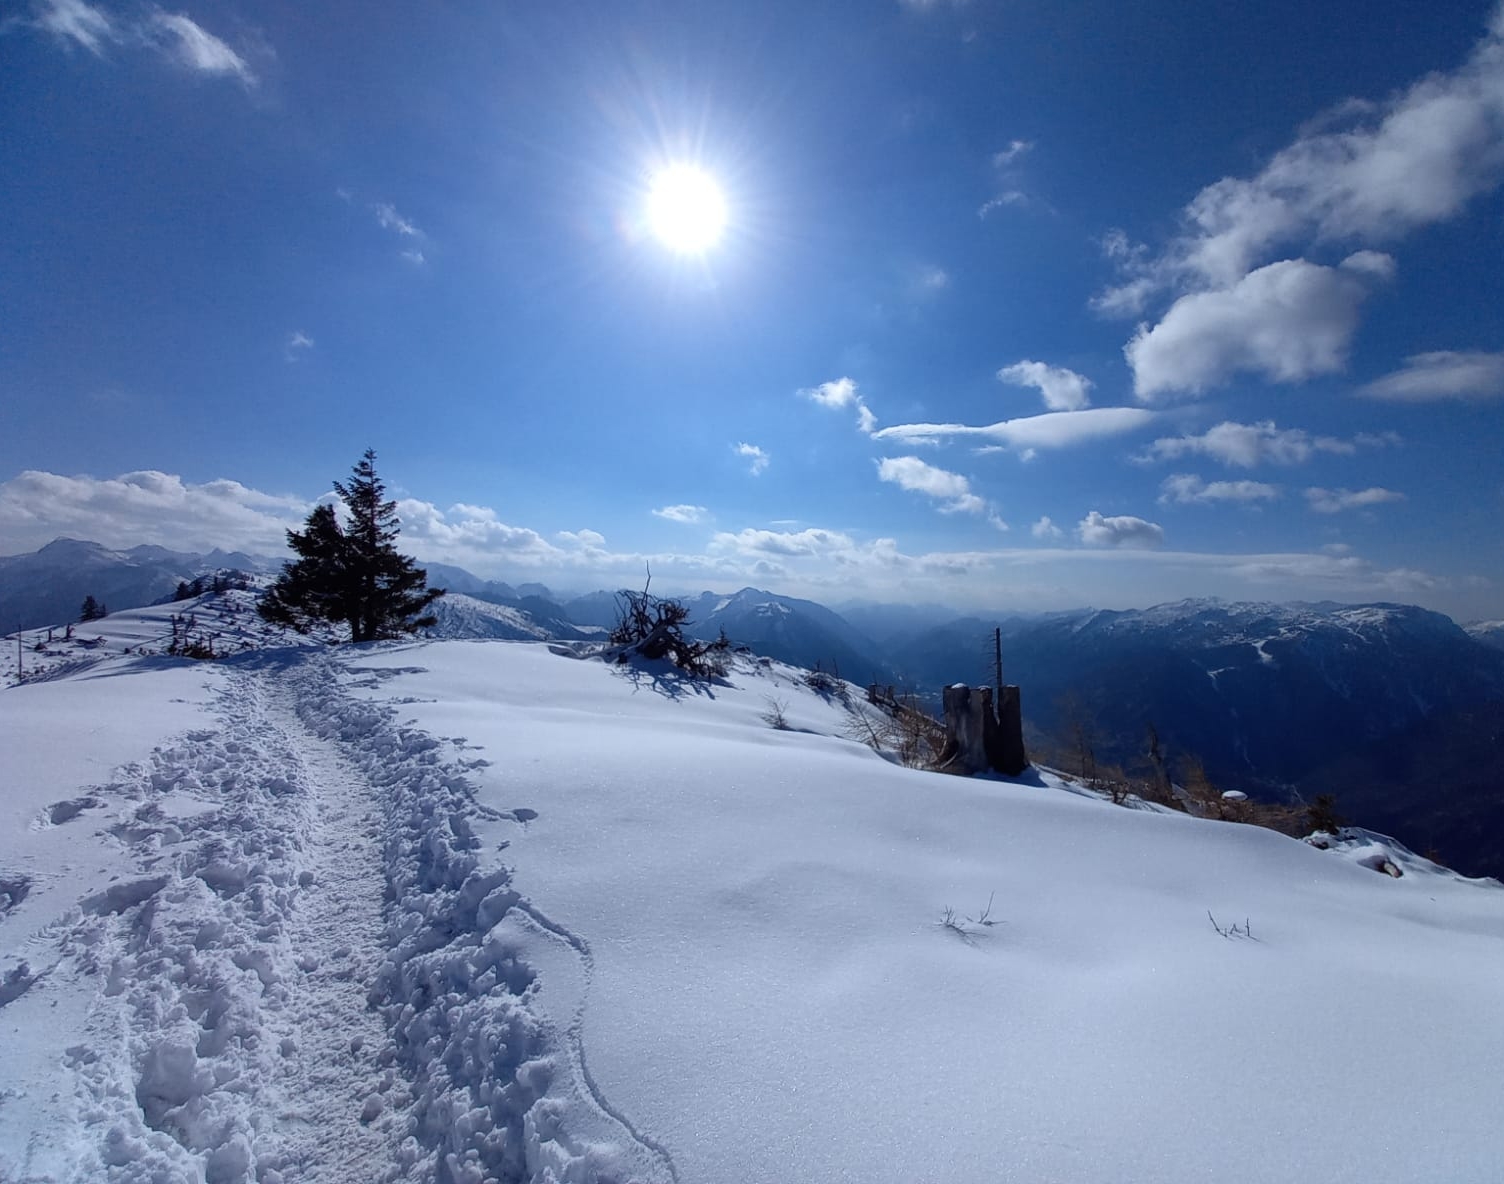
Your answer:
1208;910;1258;941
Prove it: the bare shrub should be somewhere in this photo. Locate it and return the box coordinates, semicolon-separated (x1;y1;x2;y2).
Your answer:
609;567;723;678
801;660;846;698
938;892;1002;944
842;693;944;769
760;695;791;730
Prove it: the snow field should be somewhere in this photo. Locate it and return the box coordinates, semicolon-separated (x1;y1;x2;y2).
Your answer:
296;651;674;1183
3;635;1503;1183
3;644;677;1183
2;658;413;1181
350;641;1504;1184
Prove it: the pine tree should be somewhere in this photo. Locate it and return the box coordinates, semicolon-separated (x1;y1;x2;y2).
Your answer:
80;594;104;622
1306;793;1345;836
258;450;444;642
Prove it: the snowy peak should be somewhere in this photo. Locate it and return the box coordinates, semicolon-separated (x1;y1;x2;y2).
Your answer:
1465;620;1504;652
24;537;124;568
423;593;600;643
684;587;893;686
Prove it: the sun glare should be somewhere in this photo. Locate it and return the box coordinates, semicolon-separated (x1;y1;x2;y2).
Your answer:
645;165;727;254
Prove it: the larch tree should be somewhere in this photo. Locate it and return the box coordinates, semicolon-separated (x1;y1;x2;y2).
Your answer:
258;450;444;642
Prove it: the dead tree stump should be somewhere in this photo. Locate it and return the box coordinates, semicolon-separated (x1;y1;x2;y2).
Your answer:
937;683;1029;776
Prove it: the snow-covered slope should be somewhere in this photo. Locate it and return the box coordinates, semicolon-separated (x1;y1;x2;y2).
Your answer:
2;640;1501;1183
1466;619;1504;651
423;591;569;641
2;586;334;685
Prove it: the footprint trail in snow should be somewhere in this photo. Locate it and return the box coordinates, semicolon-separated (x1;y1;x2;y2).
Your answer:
3;649;673;1184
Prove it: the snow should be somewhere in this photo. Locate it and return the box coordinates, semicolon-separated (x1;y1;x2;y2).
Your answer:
3;634;1503;1183
425;593;557;641
2;588;332;686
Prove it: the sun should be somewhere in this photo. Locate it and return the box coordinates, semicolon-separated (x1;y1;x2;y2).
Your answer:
645;165;727;254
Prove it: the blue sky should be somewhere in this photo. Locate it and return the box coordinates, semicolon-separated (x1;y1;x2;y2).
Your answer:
3;0;1503;618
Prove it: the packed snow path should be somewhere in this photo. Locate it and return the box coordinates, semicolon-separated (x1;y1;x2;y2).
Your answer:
0;648;673;1183
256;668;395;1182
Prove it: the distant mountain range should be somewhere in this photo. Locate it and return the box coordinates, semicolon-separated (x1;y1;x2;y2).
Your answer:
6;537;1503;878
889;601;1504;879
0;538;273;633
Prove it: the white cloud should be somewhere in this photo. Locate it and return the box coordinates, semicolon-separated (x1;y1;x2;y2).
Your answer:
1097;11;1504;307
736;442;769;476
393;499;566;563
58;486;560;579
1097;13;1504;406
653;504;709;524
27;1;257;84
400;249;426;266
979;136;1035;216
978;191;1028;218
707;528;1003;583
285;330;313;361
1091;276;1157;319
2;469;1479;615
1139;420;1375;468
1126;254;1392;400
1076;510;1165;549
875;406;1154;451
876;456;988;515
1158;474;1280;505
447;503;497;522
1359;350;1504;401
374;202;422;238
710;527;857;558
992;140;1033;167
799;376;878;436
0;469;310;554
800;377;860;409
997;360;1093;411
557;528;606;549
32;0;115;54
1304;486;1406;514
1353;431;1404;449
1090;231;1158;316
917;265;949;292
146;9;255;84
